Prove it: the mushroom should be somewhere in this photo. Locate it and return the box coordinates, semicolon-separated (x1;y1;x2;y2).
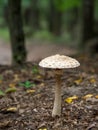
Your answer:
39;54;80;117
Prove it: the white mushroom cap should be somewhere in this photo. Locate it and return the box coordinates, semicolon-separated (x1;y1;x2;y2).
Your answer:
39;54;80;69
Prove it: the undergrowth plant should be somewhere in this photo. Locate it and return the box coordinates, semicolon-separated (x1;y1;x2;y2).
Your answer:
32;65;39;74
0;90;5;96
19;81;35;89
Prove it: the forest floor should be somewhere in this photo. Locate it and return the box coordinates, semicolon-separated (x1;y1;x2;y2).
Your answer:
0;40;98;130
0;39;76;65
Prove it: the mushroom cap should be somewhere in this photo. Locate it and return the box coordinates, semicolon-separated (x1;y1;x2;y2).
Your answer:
39;54;80;69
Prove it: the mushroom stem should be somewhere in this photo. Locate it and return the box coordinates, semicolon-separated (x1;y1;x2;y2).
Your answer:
52;69;63;117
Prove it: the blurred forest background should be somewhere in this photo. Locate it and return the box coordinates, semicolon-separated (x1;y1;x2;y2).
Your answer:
0;0;98;65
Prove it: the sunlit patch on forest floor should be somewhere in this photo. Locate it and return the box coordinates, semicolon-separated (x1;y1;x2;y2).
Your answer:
0;55;98;130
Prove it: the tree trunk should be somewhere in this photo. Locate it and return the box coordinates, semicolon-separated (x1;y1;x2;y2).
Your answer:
81;0;95;45
48;0;62;36
30;0;40;31
66;7;79;40
8;0;27;65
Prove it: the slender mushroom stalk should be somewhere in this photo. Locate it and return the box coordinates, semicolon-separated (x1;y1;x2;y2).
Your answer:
52;69;63;117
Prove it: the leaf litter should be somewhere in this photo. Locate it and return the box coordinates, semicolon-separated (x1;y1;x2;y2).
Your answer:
0;56;98;130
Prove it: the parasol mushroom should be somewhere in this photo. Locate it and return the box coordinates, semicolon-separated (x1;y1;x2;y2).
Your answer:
39;54;80;117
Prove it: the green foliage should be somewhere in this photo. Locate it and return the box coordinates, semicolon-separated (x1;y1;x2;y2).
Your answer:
55;0;81;11
0;0;7;16
38;0;49;10
22;0;30;8
32;65;39;74
0;28;9;41
0;90;5;96
19;81;35;89
33;30;53;41
0;75;3;80
5;87;17;93
22;0;49;10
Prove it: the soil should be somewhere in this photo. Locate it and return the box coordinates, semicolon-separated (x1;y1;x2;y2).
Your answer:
0;40;98;130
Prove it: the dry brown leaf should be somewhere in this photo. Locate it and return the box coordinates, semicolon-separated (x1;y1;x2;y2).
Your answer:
14;74;19;81
7;107;17;112
65;95;78;103
26;89;35;94
39;128;47;130
39;83;45;87
83;94;93;99
95;95;98;99
74;78;82;85
9;83;16;88
89;78;96;83
0;80;2;84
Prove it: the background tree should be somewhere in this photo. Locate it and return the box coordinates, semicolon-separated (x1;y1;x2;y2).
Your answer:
48;0;62;36
23;0;40;31
0;0;98;60
81;0;95;45
8;0;27;65
30;0;40;31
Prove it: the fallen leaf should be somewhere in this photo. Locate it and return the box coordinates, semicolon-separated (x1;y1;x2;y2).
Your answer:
26;89;35;94
65;95;78;103
36;75;42;79
39;128;47;130
9;83;16;88
0;90;5;96
39;83;44;87
5;87;17;93
74;78;82;85
14;74;19;81
0;80;2;84
7;107;17;112
65;98;72;103
95;95;98;99
89;78;96;83
83;94;93;99
34;94;41;98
